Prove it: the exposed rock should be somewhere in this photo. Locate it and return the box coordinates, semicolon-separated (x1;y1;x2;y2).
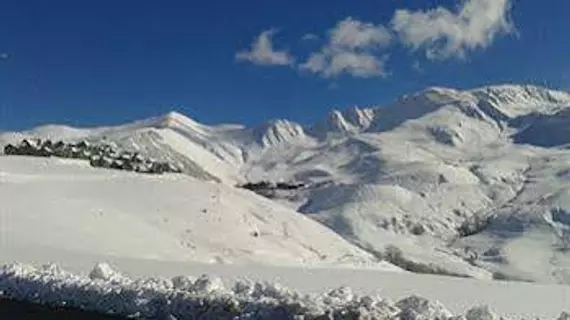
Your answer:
239;181;305;192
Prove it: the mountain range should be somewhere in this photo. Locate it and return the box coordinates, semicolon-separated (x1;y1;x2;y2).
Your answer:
3;84;570;284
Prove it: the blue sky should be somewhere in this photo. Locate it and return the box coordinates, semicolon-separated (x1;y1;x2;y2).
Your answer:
0;0;569;130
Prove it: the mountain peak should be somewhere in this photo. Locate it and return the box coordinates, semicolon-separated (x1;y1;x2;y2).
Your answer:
253;119;306;147
146;111;210;133
309;109;357;138
388;85;570;121
344;106;375;129
470;84;570;102
327;110;352;132
163;110;187;121
158;111;198;126
470;84;570;118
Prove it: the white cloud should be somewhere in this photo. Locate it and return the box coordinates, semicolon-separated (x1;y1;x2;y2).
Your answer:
0;53;9;60
238;1;517;78
391;0;514;60
300;18;391;78
330;17;392;49
302;53;327;73
236;29;294;66
302;49;388;78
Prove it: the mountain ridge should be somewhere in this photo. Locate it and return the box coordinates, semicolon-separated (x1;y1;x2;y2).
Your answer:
3;84;569;145
4;83;570;283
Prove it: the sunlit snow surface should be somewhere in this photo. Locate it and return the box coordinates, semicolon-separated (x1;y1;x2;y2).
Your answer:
1;262;569;319
4;85;570;283
0;156;382;268
4;85;570;318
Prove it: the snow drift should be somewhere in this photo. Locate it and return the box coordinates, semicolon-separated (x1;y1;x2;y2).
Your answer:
2;262;566;320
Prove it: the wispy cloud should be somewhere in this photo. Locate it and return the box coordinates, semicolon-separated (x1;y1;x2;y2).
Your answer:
300;17;391;78
412;60;424;73
301;33;319;41
302;50;389;78
236;29;294;66
391;0;515;60
0;53;9;61
330;17;392;49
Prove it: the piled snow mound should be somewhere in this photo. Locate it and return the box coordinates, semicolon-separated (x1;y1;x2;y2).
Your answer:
2;262;560;320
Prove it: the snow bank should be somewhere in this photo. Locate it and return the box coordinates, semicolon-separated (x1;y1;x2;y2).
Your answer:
0;262;566;319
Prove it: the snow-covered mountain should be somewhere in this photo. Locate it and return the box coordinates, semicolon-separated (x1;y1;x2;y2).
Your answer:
3;84;570;283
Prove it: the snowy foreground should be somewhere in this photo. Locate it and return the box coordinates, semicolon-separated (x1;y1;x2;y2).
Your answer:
1;262;569;320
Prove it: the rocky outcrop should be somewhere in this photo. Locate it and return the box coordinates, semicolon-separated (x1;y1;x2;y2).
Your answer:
3;139;183;175
237;181;306;198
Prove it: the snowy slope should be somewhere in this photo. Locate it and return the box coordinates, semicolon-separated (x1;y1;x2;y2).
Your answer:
4;84;570;283
0;156;391;269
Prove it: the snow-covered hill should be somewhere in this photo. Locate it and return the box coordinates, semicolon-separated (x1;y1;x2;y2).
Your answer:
3;84;570;283
0;156;390;270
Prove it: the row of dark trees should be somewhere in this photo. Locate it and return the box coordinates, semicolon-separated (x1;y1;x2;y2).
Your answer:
4;139;183;175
